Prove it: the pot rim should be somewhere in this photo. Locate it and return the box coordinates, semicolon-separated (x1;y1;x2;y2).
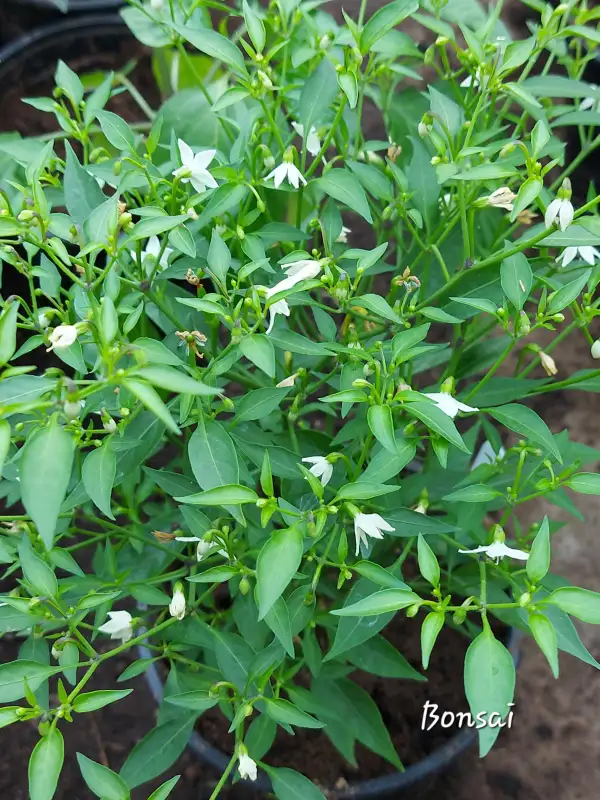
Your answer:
7;0;123;9
138;629;522;799
0;14;125;82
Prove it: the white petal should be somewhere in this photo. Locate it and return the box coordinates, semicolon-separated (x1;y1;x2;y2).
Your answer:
471;441;497;470
544;198;561;229
178;138;194;168
269;163;287;189
486;541;529;560
193;168;218;190
458;545;488;555
424;392;459;418
193;149;216;170
558;199;574;231
291;121;304;137
286;163;300;189
454;399;479;414
146;236;161;257
558;247;576;267
175;536;200;542
306;127;321;156
302;456;325;466
366;513;395;532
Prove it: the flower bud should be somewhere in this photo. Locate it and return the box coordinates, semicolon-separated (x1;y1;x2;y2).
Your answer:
540;351;557;376
592;339;600;360
63;400;83;419
239;576;251;595
406;603;421;618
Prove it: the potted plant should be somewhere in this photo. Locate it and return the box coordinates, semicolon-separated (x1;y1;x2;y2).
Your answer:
2;0;600;798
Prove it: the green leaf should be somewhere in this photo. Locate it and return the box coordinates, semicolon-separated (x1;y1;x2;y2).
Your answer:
487;403;562;463
176;484;258;506
77;754;130;800
299;58;338;137
256;527;303;619
97;110;135;151
0;661;62;702
334;482;399;501
338;70;358;108
417;534;440;587
464;627;515;756
316;169;372;222
243;0;266;51
0;300;19;365
207;229;231;285
264;596;294;657
73;689;132;713
164;691;219;712
129;215;189;241
63;141;105;227
0;418;10;479
122;378;180;435
18;537;58;598
522;75;600;99
337;678;402;768
421;611;444;669
265;698;324;729
443;484;502;502
511;176;543;221
359;440;417;483
350;294;402;323
352;561;409;589
429;86;464;136
367;405;398;454
133;366;219;396
196;183;248;226
407;137;439;230
347;635;425;680
527;516;550;583
189;416;239;490
528;612;559;678
500;251;533;310
567;473;600;494
240;334;275;378
82;441;116;520
56;59;84;104
147;777;180;800
547;270;591;314
360;0;419;51
120;717;195;788
29;730;64;800
545;586;600;624
405;401;470;453
171;22;248;76
265;767;326;800
235;387;290;422
214;632;254;689
21;420;75;550
331;588;421;617
268;329;333;356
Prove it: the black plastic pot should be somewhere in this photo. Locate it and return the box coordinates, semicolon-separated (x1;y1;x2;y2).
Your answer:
139;630;522;798
9;0;123;10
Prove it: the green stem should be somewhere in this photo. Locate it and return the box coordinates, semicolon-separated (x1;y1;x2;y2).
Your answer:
208;753;237;800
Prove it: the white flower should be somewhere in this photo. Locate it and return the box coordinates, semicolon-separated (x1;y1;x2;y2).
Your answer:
38;312;50;329
169;584;186;621
336;226;351;244
557;245;600;267
471;441;506;470
277;372;298;387
484;187;516;211
540;351;557;377
63;400;83;419
302;455;333;487
579;92;600;113
175;535;216;562
353;513;395;556
592;339;600;359
266;298;290;334
291;122;321;157
173;139;218;194
460;71;480;89
266;161;307;189
98;610;133;643
47;324;78;352
266;259;322;298
150;0;164;9
130;235;173;272
458;541;529;563
418;121;430;138
544;197;574;231
238;753;257;782
423;392;478;419
103;417;117;434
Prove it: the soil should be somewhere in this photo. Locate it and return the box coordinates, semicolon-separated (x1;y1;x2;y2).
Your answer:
1;2;600;799
198;619;482;791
